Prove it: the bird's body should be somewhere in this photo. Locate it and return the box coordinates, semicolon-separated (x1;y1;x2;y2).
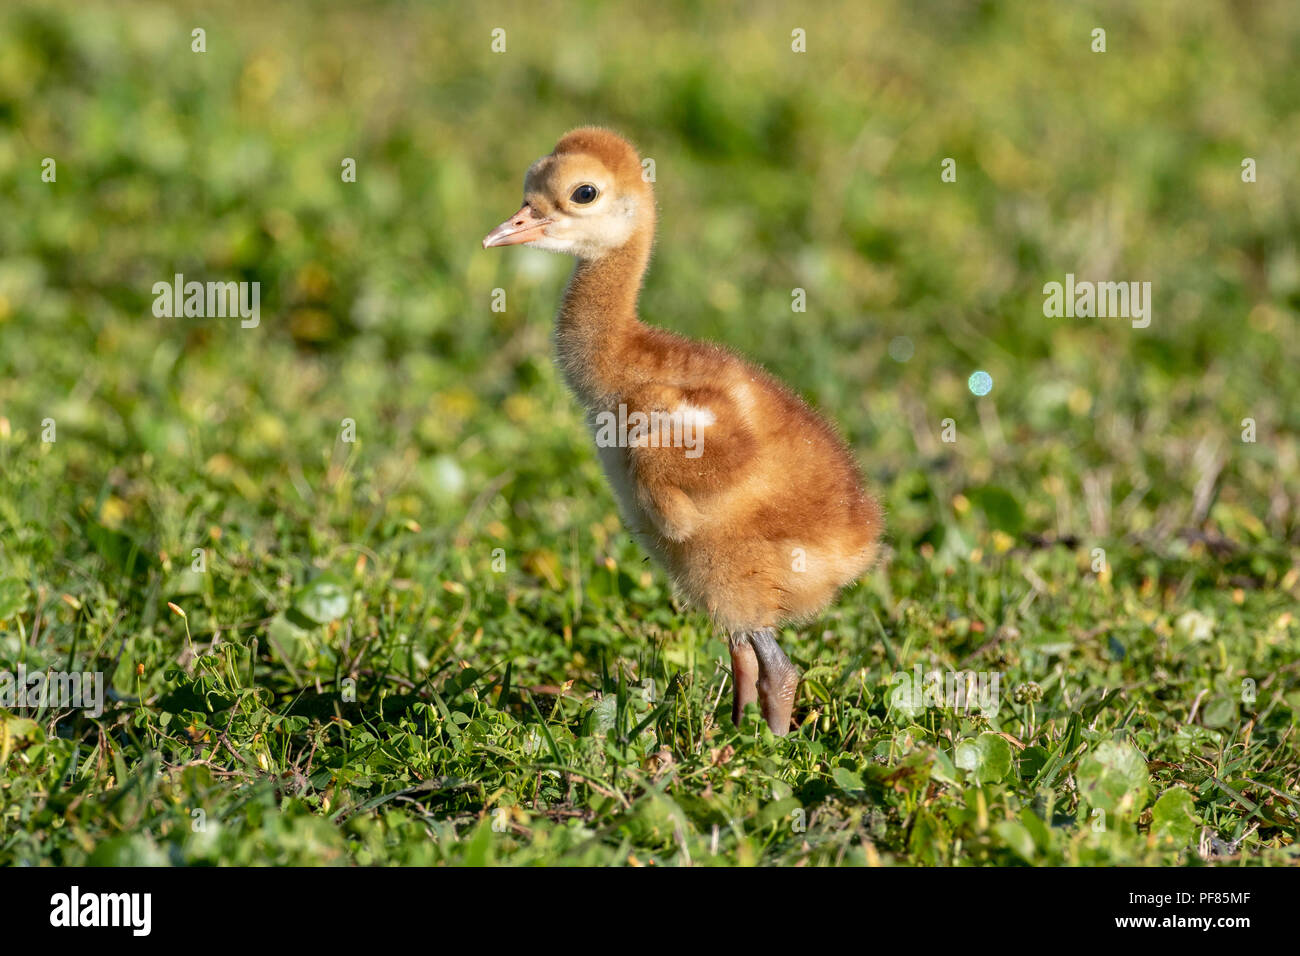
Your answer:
485;128;882;734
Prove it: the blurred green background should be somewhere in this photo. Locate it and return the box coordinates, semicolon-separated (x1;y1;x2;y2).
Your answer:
0;0;1297;866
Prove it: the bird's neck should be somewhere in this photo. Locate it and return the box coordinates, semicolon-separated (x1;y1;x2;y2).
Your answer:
555;228;652;408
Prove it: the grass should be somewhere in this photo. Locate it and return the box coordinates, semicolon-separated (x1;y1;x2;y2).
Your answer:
0;0;1298;866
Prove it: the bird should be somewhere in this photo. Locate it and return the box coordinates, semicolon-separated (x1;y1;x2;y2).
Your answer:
483;127;883;735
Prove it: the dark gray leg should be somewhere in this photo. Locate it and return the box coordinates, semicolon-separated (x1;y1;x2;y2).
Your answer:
742;628;799;736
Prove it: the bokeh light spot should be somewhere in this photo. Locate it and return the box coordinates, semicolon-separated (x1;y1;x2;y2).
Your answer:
888;336;914;362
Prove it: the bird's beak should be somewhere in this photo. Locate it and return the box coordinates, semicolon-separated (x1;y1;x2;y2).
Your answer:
482;204;552;249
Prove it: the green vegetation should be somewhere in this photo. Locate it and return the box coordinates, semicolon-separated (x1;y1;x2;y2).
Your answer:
1;0;1297;866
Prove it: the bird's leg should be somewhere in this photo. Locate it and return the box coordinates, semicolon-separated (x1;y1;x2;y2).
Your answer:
747;628;800;736
727;633;759;726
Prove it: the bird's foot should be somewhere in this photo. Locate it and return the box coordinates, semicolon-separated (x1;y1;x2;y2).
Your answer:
728;633;759;726
730;628;799;736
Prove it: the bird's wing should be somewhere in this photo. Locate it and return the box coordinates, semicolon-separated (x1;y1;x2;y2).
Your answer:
617;382;757;541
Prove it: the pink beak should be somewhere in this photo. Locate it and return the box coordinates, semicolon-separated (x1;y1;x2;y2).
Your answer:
482;204;552;249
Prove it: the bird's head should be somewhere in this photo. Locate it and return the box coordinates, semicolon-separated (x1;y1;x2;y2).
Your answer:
482;127;654;260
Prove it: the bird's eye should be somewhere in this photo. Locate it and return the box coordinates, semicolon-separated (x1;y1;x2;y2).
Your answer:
570;184;599;204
